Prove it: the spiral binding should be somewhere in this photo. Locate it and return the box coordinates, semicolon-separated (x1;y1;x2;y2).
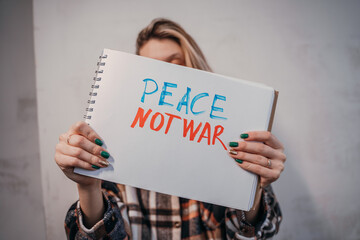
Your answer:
84;53;108;121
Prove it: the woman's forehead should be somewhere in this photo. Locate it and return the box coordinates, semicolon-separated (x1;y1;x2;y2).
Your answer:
139;38;183;61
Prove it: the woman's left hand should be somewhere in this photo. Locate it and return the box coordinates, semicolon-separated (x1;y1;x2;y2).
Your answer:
228;131;286;187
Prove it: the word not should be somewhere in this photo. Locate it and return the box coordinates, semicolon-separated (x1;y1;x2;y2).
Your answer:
141;78;227;120
130;107;227;150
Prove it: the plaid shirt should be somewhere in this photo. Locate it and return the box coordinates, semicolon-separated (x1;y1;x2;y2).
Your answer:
65;181;281;240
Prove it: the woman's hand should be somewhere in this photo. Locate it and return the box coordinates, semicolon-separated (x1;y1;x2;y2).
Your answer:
55;121;110;187
228;131;286;187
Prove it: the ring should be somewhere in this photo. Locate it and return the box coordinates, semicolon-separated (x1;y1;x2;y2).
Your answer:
267;159;272;168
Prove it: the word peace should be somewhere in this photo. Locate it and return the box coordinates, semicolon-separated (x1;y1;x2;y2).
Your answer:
141;78;227;120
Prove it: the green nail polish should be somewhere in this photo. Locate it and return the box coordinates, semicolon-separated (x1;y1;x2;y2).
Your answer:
95;138;103;146
101;151;110;159
235;159;243;164
240;133;249;139
92;165;100;169
229;142;238;147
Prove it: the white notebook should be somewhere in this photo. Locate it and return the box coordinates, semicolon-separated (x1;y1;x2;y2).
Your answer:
75;49;278;211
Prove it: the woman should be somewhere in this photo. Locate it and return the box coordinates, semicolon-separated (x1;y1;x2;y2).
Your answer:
56;18;286;240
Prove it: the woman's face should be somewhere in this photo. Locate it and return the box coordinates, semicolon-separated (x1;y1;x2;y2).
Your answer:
139;38;185;66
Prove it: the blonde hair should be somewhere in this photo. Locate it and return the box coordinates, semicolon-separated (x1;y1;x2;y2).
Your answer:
136;18;212;71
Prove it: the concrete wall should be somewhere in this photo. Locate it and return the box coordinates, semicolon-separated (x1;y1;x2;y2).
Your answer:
0;0;46;239
32;0;360;239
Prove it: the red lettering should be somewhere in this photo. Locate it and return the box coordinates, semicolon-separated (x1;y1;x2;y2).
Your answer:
183;119;202;141
130;107;152;128
213;125;227;150
164;113;181;134
150;112;165;131
197;122;211;145
131;107;226;150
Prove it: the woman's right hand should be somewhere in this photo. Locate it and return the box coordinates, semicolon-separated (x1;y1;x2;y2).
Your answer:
55;121;110;187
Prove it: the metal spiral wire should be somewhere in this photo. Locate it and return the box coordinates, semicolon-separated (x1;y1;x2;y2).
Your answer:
84;52;107;120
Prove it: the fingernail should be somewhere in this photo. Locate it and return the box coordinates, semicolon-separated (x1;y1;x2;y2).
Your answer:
240;133;249;139
235;159;243;164
101;151;110;159
92;165;100;169
100;160;109;166
95;138;103;146
229;150;237;155
229;142;238;147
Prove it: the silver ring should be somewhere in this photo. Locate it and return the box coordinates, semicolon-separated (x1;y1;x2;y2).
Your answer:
267;159;272;168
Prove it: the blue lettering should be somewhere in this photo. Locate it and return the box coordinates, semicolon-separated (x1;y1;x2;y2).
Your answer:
176;87;191;114
141;78;158;103
159;82;177;106
190;93;209;115
210;94;227;120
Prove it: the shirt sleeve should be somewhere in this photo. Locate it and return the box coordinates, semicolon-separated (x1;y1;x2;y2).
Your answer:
225;185;282;240
64;182;129;240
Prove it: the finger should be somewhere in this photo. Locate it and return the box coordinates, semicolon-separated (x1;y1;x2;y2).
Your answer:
228;150;269;167
56;142;109;168
234;160;282;187
66;135;110;161
228;141;282;159
241;131;283;150
235;160;274;179
69;121;103;144
59;133;68;143
228;149;285;171
55;152;96;171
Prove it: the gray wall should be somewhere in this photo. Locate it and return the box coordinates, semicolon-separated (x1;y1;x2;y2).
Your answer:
1;0;359;239
0;0;46;239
